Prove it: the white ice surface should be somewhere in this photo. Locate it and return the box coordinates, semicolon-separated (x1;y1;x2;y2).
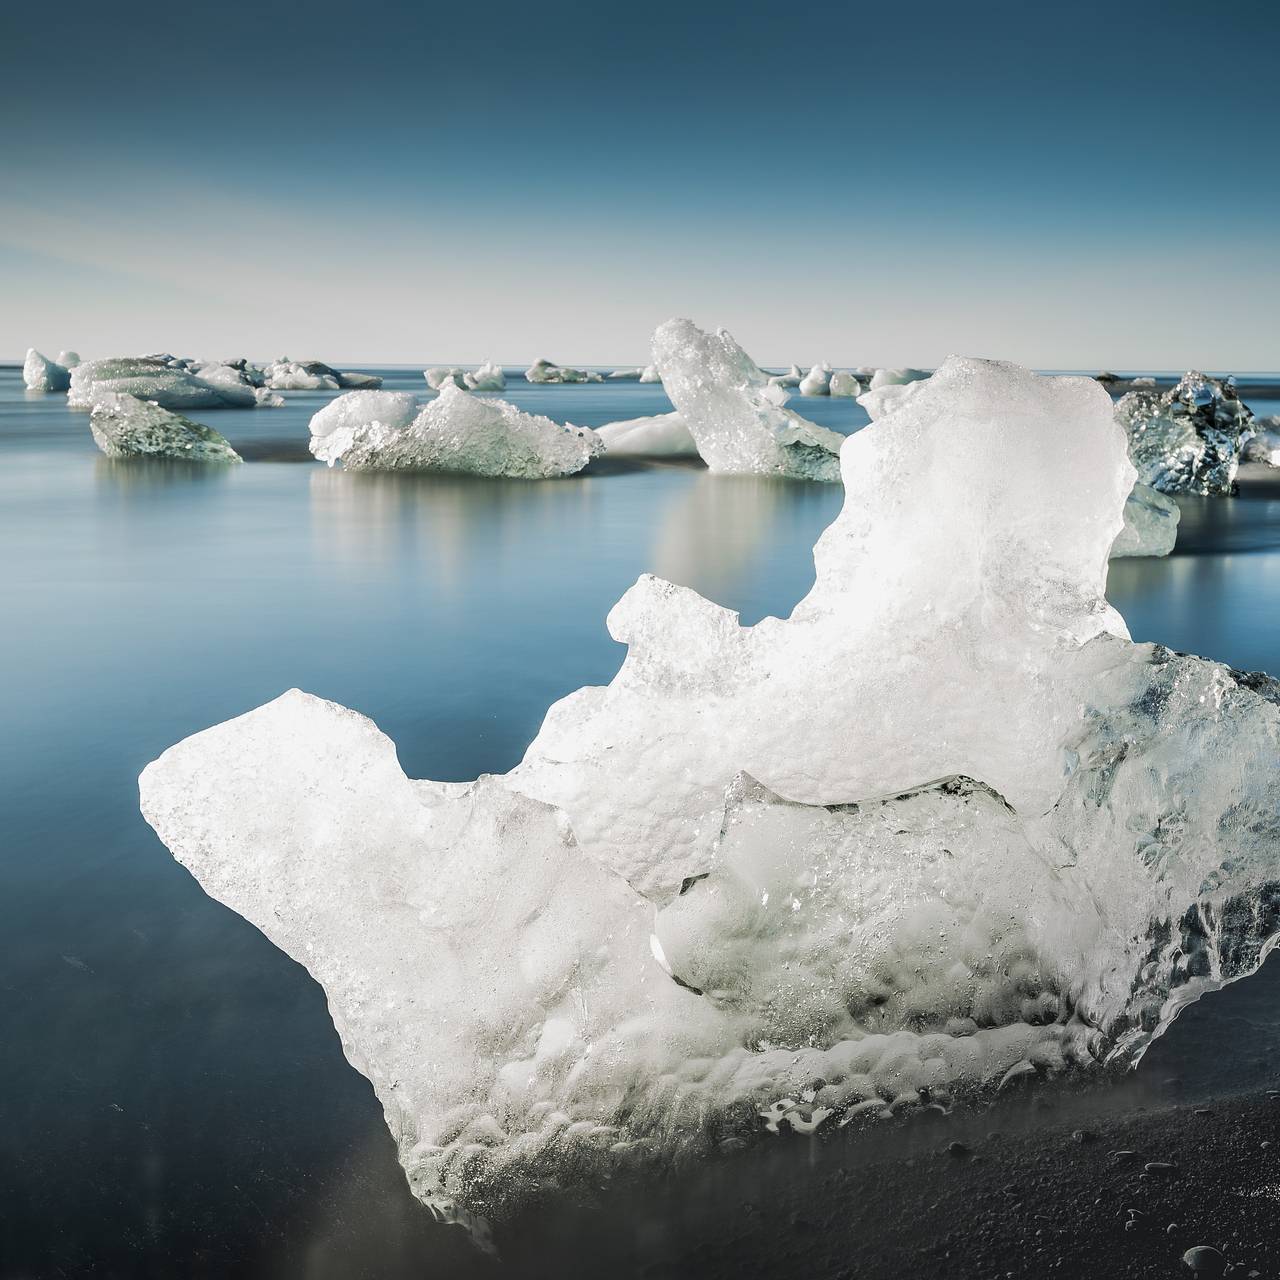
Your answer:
597;412;698;457
142;356;1280;1220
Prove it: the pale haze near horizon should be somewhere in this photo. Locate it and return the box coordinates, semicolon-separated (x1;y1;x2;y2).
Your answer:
4;0;1278;372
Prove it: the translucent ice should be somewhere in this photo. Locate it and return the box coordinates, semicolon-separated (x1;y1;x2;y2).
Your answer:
767;364;804;389
142;356;1280;1220
1244;417;1280;467
869;367;930;390
308;382;601;477
1117;372;1256;495
68;357;259;410
524;359;604;384
23;348;71;392
1111;483;1180;558
798;363;833;396
89;392;242;462
425;367;469;390
464;361;506;392
652;319;844;479
597;412;698;457
263;360;340;391
828;370;862;397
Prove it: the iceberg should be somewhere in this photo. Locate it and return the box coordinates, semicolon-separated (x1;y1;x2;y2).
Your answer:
142;357;1280;1222
828;370;862;397
1244;417;1280;467
464;361;506;392
869;366;930;390
1111;483;1180;558
56;350;81;369
607;367;644;380
23;348;72;393
425;367;468;390
89;392;242;462
596;412;698;457
308;383;602;477
263;361;339;391
766;364;804;389
1117;372;1256;495
653;319;844;479
68;357;259;410
798;363;833;396
524;359;604;384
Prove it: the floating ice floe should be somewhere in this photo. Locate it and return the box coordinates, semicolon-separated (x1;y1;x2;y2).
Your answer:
1112;483;1180;557
1244;417;1280;467
767;364;804;389
608;365;663;383
524;359;604;384
141;355;1280;1223
653;319;845;479
1117;371;1256;495
23;348;72;393
263;359;381;391
308;383;601;477
425;367;468;390
464;361;506;392
596;412;698;457
68;357;260;410
798;363;833;396
828;370;862;397
869;366;930;391
89;392;242;462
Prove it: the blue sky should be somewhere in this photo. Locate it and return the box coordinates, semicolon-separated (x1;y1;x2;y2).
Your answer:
3;0;1278;368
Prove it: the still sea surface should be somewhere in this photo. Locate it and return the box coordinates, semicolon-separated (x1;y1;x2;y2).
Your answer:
2;365;1278;1277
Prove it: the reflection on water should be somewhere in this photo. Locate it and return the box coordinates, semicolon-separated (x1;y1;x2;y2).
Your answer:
3;365;1280;1278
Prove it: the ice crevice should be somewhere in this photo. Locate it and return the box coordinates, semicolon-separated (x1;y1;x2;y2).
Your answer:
141;355;1280;1220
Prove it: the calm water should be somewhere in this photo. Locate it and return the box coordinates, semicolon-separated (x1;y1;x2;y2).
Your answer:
2;366;1279;1278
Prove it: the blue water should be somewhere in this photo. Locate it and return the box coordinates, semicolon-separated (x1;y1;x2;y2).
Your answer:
2;366;1279;1277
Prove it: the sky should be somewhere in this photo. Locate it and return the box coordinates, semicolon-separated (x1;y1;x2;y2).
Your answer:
3;0;1278;370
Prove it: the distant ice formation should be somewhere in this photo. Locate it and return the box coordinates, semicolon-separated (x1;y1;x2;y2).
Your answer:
1244;417;1280;467
596;412;698;457
767;364;804;389
308;383;601;477
798;363;833;396
141;356;1280;1222
1117;372;1256;495
464;361;506;392
1112;483;1180;558
56;350;81;369
23;349;72;393
425;367;469;390
869;367;930;390
653;319;844;479
524;359;604;384
69;357;260;410
264;359;382;391
828;370;862;397
89;392;242;462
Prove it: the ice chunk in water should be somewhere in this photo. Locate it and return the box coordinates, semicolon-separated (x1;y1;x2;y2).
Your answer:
89;392;242;462
869;367;930;390
652;319;844;479
767;364;804;389
69;358;258;410
828;370;862;397
609;365;665;384
1244;417;1280;467
425;367;468;390
1117;372;1256;495
597;412;698;457
309;383;601;477
56;350;81;369
23;348;71;392
524;359;604;384
1111;483;1180;557
263;360;339;391
464;361;506;392
798;363;832;395
142;356;1280;1219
